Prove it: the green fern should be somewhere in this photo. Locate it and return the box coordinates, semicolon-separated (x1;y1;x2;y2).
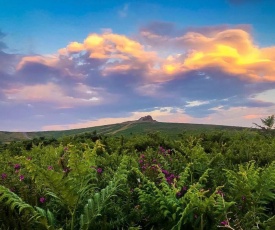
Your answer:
0;185;54;229
79;155;130;230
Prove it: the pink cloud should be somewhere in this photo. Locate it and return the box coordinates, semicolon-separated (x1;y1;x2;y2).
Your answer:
17;55;59;71
3;83;107;108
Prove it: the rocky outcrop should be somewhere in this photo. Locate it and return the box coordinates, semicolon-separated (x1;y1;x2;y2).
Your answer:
138;115;156;122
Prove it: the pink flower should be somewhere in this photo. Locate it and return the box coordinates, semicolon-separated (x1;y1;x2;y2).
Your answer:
14;164;20;170
19;175;24;181
220;220;228;226
63;167;70;173
39;197;46;203
97;168;103;174
182;186;187;191
216;190;225;197
1;173;7;180
47;166;53;170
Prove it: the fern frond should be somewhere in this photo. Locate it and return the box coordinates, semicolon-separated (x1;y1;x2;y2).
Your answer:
80;181;118;230
0;185;54;229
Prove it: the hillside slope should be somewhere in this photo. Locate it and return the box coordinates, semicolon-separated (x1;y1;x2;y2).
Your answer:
0;118;246;143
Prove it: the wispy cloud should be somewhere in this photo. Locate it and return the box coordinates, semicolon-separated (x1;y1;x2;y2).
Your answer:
118;4;129;18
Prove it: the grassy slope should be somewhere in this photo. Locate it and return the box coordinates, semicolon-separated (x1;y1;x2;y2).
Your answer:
0;121;247;143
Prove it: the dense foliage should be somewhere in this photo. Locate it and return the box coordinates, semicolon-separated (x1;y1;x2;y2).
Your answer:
1;129;275;229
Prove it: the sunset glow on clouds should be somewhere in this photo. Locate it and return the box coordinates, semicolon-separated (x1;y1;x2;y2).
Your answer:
1;0;275;131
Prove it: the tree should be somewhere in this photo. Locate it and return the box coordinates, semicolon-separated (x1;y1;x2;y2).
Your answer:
253;115;275;130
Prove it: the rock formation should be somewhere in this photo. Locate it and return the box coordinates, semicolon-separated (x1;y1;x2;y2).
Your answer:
137;115;156;122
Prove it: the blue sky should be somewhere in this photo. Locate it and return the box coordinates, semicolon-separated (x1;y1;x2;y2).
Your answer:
1;0;275;131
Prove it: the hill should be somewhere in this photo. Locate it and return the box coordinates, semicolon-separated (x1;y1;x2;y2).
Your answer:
0;116;246;143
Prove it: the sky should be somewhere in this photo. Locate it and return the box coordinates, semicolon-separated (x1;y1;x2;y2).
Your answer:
1;0;275;131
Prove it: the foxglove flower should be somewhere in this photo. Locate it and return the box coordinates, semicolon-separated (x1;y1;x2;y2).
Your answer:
1;173;7;180
97;168;103;174
39;197;46;203
19;175;24;181
14;164;20;170
48;166;53;170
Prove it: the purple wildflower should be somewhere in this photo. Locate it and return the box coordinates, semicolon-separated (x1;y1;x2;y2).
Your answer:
1;173;7;180
19;175;24;181
14;164;20;170
216;190;225;197
47;166;53;170
182;186;187;191
39;197;46;203
97;168;103;174
63;167;70;173
161;169;169;175
159;146;165;153
176;191;182;198
220;220;228;226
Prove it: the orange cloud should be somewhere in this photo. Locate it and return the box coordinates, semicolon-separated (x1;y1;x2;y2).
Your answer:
243;114;263;119
58;32;157;77
17;55;59;71
67;42;84;53
161;29;275;82
60;32;156;63
17;28;275;84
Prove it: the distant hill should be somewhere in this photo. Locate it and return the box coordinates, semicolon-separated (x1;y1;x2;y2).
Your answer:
0;116;247;143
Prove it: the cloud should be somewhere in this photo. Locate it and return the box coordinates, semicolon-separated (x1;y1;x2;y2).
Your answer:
59;32;156;63
2;25;275;130
253;89;275;104
118;4;129;18
0;31;18;74
2;82;112;108
143;25;275;82
17;27;275;86
186;100;210;107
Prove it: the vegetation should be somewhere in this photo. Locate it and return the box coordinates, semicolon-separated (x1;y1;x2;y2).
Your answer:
0;121;245;143
1;117;275;229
